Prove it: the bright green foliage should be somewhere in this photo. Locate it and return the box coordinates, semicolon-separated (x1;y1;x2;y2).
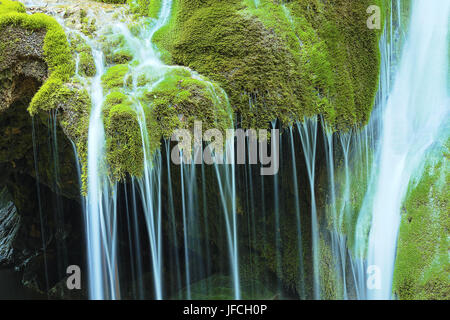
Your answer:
393;138;450;300
110;48;133;65
0;0;25;15
79;51;96;77
0;0;26;15
95;0;127;4
69;33;96;77
101;64;130;89
141;69;232;139
103;91;145;180
129;0;162;18
150;0;382;131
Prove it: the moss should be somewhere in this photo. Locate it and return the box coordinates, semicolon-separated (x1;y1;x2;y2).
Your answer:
0;1;75;115
110;48;133;65
96;0;127;4
102;91;144;180
0;0;25;15
78;51;96;77
151;0;381;131
58;87;91;193
69;33;96;77
319;238;343;299
393;138;450;300
140;68;232;139
0;1;93;193
80;16;97;36
101;64;130;89
129;0;163;18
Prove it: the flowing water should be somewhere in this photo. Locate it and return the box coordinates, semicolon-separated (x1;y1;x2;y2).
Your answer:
15;0;449;300
366;0;450;299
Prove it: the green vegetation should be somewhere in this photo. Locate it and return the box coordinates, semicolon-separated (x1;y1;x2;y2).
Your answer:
129;0;163;18
142;69;232;139
393;138;450;300
95;0;127;4
149;0;382;131
101;63;130;89
0;0;25;15
0;0;92;191
103;91;144;179
319;238;343;299
0;0;384;183
69;33;96;77
0;0;75;115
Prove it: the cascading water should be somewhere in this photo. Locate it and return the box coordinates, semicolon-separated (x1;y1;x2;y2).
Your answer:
12;0;448;301
86;49;121;300
297;118;320;299
366;0;450;300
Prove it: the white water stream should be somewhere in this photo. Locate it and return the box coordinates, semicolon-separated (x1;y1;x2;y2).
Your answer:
366;0;449;299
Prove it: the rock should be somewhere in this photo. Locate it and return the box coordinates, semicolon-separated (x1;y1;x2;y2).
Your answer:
0;26;48;112
0;188;20;266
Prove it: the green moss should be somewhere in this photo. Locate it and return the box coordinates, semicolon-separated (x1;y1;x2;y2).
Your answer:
110;48;133;64
103;91;144;180
58;88;91;194
0;0;25;15
151;0;381;131
68;33;97;77
78;51;96;77
101;64;130;89
0;1;94;192
128;0;163;18
393;138;450;300
0;2;75;114
80;16;97;36
319;238;343;299
140;68;232;139
95;0;127;4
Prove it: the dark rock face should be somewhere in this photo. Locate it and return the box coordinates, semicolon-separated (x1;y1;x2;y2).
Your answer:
0;26;48;112
0;25;85;298
0;188;20;266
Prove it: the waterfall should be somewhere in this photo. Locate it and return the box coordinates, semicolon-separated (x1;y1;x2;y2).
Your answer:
366;0;449;300
297;118;320;299
214;140;241;300
31;117;50;295
288;127;305;299
12;0;448;301
86;49;121;300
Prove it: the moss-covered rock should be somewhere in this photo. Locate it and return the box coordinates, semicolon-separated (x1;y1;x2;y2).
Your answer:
393;138;450;300
0;1;74;114
68;33;96;77
101;63;130;89
102;90;145;180
0;0;89;195
150;0;382;131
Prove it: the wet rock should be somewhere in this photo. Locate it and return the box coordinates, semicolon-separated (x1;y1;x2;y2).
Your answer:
0;26;48;112
0;188;20;266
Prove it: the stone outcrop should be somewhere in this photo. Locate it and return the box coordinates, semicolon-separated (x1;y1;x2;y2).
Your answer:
0;26;48;112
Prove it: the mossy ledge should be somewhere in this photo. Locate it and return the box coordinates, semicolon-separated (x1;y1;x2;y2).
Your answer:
0;1;75;114
0;0;91;190
1;0;385;185
150;0;383;131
